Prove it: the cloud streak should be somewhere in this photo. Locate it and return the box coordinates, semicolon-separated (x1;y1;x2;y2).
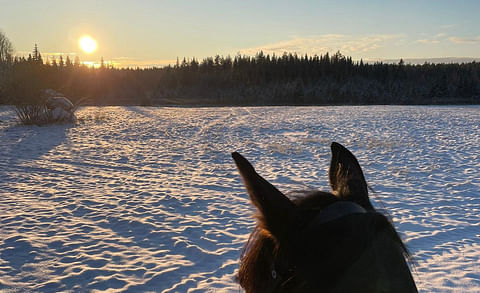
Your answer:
238;34;402;56
416;39;441;44
80;57;177;68
416;33;480;45
109;57;177;68
415;33;447;44
448;36;480;44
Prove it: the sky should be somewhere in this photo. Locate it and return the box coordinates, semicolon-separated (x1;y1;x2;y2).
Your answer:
1;0;479;68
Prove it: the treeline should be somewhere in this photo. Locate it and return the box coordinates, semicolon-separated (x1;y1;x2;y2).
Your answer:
1;46;479;106
157;52;480;105
0;46;159;106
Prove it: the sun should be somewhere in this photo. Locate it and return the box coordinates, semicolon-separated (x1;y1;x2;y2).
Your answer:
79;35;97;54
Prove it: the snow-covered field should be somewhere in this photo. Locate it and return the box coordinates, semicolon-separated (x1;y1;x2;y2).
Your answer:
0;105;479;292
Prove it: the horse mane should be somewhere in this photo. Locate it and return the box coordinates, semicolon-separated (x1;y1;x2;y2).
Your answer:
238;225;274;292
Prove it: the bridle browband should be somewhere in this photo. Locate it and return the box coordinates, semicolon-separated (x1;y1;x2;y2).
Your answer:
268;201;367;292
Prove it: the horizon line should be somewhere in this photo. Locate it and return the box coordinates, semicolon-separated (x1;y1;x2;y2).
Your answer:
12;50;480;69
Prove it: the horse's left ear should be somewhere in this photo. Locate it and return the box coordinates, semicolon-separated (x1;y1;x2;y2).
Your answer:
232;152;296;240
329;142;374;211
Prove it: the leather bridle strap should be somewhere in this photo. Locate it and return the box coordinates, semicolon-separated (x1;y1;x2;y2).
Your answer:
311;201;367;226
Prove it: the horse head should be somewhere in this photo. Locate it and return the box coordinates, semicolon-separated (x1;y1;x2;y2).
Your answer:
233;142;417;293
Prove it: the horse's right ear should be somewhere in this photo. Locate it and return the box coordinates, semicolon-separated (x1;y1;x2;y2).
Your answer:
232;152;296;240
329;142;374;211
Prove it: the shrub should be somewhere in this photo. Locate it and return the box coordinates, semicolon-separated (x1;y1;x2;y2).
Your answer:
14;104;54;125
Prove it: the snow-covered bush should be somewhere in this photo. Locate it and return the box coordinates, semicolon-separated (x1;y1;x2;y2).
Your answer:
15;95;78;125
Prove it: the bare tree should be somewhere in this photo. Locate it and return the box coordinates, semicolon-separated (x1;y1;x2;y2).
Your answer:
0;30;14;102
0;30;14;63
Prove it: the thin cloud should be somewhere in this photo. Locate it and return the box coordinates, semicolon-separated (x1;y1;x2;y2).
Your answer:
78;58;177;68
415;33;447;44
449;36;480;44
238;34;402;56
110;57;177;68
440;24;457;29
415;39;441;44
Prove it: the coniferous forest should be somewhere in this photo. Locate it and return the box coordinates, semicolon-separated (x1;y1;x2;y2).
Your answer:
0;42;479;106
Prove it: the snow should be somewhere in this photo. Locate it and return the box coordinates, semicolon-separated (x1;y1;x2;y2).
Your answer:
0;105;479;292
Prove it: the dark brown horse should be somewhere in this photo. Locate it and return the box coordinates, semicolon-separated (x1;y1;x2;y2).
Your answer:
232;142;417;292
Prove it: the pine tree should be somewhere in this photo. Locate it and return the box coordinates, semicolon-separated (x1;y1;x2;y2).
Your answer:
66;56;72;67
32;44;43;63
33;44;39;60
74;56;81;67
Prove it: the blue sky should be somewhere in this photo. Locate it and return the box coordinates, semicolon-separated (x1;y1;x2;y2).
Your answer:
1;0;479;67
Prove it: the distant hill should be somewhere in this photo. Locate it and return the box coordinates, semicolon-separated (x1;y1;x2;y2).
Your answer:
366;57;480;65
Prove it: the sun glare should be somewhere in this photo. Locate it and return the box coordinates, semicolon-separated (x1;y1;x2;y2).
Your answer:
79;36;97;54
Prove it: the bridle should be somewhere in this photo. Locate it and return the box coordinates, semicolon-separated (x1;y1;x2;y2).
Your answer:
310;201;367;225
267;201;367;292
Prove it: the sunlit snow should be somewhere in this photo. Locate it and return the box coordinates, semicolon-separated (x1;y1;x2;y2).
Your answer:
0;106;479;292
